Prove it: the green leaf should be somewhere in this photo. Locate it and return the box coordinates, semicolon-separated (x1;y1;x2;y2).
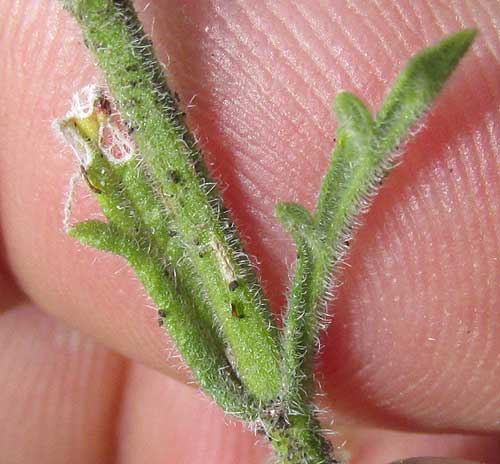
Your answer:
315;92;374;234
281;29;476;408
276;202;314;242
70;222;259;419
334;91;374;147
69;220;125;254
374;28;476;155
62;95;261;418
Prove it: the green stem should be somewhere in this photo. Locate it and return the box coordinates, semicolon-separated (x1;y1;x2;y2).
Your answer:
61;112;258;417
62;0;281;402
263;409;339;464
57;1;477;462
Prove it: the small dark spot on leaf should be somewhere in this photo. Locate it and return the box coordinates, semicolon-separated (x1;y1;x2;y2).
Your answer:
229;280;239;292
158;309;167;318
157;318;164;327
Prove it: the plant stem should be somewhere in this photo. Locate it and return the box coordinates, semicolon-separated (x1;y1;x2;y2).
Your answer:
60;109;258;418
57;1;476;462
62;0;281;402
59;1;339;460
263;410;338;464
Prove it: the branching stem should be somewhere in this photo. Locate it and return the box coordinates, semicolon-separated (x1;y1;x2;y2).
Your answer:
56;1;476;462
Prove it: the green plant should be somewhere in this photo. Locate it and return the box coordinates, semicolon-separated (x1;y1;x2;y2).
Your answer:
55;1;476;462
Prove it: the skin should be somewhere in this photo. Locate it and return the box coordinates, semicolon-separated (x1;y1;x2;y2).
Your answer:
0;1;499;463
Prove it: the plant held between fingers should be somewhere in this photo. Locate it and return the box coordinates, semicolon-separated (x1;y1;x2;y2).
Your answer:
55;1;476;462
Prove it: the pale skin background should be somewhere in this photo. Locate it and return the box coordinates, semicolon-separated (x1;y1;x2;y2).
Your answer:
0;1;499;463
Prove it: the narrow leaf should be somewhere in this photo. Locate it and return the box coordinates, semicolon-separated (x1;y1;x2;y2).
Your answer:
69;220;128;255
334;91;374;147
63;0;282;401
60;93;258;417
281;29;476;408
276;202;314;241
315;92;374;234
374;28;476;155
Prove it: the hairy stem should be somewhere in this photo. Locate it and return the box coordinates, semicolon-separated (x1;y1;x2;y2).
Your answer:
57;1;477;462
61;109;258;417
263;410;338;464
62;0;281;401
